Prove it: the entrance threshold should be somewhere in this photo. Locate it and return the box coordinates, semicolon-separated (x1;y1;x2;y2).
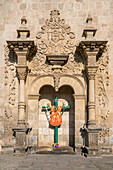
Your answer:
36;146;75;154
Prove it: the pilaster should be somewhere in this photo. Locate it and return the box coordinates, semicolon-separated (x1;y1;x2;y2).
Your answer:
78;15;107;155
7;17;36;154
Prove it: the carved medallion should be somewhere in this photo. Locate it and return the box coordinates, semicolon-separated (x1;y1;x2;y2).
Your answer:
29;10;84;75
36;10;75;55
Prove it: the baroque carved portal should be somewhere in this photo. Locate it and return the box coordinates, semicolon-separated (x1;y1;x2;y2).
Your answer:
36;10;75;55
4;10;109;154
29;10;85;76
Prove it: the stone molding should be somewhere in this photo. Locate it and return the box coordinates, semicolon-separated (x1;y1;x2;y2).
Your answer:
7;41;36;61
88;102;95;110
18;102;26;109
73;94;85;99
28;94;40;100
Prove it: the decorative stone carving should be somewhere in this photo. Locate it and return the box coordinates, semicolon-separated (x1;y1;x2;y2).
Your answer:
29;52;52;75
83;14;97;40
17;16;30;39
36;10;75;55
16;66;28;80
4;46;17;107
96;51;109;121
87;66;98;80
29;10;85;76
4;46;18;145
16;132;26;146
62;53;85;75
89;133;98;146
53;71;60;92
98;123;110;146
30;52;84;75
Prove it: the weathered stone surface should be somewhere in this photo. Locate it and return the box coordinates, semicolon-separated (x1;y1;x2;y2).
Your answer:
0;0;113;155
19;3;26;10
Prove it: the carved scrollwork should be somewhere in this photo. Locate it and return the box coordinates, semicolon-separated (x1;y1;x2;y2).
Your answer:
29;52;52;75
29;10;84;75
4;46;18;144
36;10;75;56
62;53;85;75
4;46;17;107
96;50;109;121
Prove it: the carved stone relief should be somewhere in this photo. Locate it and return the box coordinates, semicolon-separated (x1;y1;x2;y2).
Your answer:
53;71;60;92
95;48;109;145
29;52;52;75
36;10;75;55
96;49;109;122
99;127;110;146
62;53;85;75
4;46;18;144
29;10;84;76
4;46;18;107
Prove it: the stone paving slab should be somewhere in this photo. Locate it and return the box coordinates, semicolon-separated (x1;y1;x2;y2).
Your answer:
0;154;113;170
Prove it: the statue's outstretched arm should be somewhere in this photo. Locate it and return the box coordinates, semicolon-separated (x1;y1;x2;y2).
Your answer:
61;106;70;115
42;106;51;109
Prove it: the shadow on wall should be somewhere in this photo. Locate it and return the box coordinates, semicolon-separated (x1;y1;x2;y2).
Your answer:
39;85;75;147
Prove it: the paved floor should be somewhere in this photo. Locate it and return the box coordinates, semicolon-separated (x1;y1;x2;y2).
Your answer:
0;154;113;170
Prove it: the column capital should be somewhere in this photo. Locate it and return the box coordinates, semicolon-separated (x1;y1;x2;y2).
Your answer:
16;66;28;80
86;66;98;80
78;41;108;67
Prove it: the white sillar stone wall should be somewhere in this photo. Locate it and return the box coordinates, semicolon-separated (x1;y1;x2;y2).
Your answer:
0;0;113;148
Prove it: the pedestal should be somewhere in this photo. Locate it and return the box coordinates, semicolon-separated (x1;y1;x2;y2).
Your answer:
84;128;102;156
13;125;30;154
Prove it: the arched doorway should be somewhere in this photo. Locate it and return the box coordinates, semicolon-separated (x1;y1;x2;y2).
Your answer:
38;85;74;147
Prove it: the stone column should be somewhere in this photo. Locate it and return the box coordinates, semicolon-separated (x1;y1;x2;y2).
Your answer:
85;54;102;151
78;15;108;155
87;66;98;127
16;66;28;124
7;17;36;154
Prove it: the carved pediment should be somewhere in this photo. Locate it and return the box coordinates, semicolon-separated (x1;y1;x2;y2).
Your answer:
29;10;85;75
36;10;75;55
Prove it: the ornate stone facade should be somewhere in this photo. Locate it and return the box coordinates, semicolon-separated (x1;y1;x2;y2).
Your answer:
0;1;113;155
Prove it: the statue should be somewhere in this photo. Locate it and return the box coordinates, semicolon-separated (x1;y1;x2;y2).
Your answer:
42;96;70;147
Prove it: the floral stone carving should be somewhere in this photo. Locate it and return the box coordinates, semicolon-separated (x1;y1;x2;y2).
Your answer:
4;46;18;144
96;49;109;122
29;10;84;75
4;46;18;108
36;10;75;55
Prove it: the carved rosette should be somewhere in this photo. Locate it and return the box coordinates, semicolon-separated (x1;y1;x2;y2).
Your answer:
16;66;28;80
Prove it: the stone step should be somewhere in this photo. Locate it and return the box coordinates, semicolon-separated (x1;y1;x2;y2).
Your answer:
36;146;75;154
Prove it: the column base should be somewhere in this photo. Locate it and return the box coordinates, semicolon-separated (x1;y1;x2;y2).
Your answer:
85;146;101;156
87;120;96;128
13;124;32;154
84;127;102;147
